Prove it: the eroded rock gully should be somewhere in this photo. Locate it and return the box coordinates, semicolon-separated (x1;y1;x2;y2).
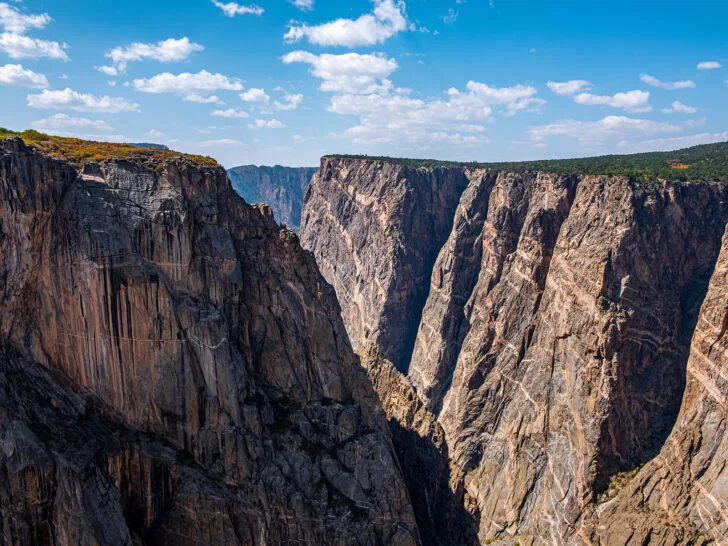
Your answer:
300;156;728;544
0;139;419;545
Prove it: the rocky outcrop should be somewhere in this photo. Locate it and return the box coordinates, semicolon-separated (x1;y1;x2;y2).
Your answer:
300;155;728;544
0;138;418;545
300;158;470;371
228;165;316;230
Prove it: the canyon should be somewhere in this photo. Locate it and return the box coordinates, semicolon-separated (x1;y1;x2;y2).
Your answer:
300;150;728;545
1;132;727;545
227;165;316;231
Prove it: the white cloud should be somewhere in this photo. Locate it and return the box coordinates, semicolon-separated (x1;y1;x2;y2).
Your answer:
529;115;681;143
291;0;314;11
697;61;722;70
282;50;397;94
661;100;697;114
273;91;303;111
27;88;140;113
0;63;47;88
0;2;51;33
211;108;249;118
212;0;263;17
32;113;114;132
640;73;695;90
328;80;541;145
132;70;242;102
284;0;408;47
240;87;269;102
146;129;164;138
572;90;651;112
443;8;458;24
0;32;68;60
100;37;203;74
547;80;591;96
248;118;286;129
292;133;305;142
98;65;118;76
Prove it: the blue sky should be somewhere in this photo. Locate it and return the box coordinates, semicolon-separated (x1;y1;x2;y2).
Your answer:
0;0;726;167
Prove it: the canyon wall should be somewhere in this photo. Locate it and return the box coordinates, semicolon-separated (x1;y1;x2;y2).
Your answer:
227;164;316;230
301;156;728;544
0;139;418;545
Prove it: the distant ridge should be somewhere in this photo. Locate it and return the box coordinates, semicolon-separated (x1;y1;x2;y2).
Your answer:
127;142;170;150
327;140;728;182
227;164;317;230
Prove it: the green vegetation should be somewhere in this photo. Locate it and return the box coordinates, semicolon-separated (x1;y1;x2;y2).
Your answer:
326;141;728;182
597;464;644;504
0;128;219;168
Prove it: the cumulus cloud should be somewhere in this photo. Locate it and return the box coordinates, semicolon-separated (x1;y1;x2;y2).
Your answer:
0;63;48;88
99;37;203;74
697;61;722;70
273;91;303;111
132;70;242;102
146;129;164;138
661;100;697;114
529;115;681;143
282;50;397;94
32;113;114;132
547;80;592;96
27;88;140;113
240;87;269;102
328;80;542;145
0;32;68;60
291;0;314;11
640;73;695;90
211;108;249;118
284;0;408;47
248;118;286;129
212;0;263;17
572;90;652;112
0;2;51;33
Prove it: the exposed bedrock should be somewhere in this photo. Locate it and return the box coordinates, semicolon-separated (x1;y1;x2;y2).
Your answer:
301;156;728;544
300;157;471;372
0;139;419;546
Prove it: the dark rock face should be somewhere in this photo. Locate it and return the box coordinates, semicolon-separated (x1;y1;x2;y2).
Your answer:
227;165;317;230
592;224;728;545
300;156;728;544
0;139;418;546
300;158;471;372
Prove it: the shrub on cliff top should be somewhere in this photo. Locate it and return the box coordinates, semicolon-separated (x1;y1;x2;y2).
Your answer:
0;128;219;168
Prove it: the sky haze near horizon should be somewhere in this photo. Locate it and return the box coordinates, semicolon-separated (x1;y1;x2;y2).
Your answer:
0;0;726;167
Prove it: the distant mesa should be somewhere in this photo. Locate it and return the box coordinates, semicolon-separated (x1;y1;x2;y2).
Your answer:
127;142;170;150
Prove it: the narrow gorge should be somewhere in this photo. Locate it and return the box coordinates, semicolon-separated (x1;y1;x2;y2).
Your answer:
300;149;728;545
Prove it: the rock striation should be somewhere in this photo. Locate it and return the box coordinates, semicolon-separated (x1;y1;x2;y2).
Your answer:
227;165;317;230
0;138;418;545
300;154;728;544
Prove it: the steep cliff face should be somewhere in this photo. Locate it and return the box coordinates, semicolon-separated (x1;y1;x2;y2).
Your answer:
300;155;728;544
227;165;316;230
0;138;418;545
300;158;470;371
592;224;728;545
